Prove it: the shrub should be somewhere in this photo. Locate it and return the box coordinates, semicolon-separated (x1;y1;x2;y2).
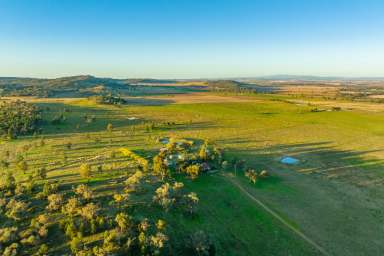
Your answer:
35;244;49;256
70;237;83;254
259;170;269;178
79;163;91;179
20;234;40;246
79;203;99;220
153;154;169;181
187;230;215;256
2;242;19;256
75;184;93;202
184;192;199;215
5;199;29;220
102;230;120;254
185;165;201;180
0;159;10;169
153;183;175;211
124;170;143;188
149;232;168;254
46;194;63;212
34;167;47;180
0;173;16;192
107;123;113;132
38;182;59;198
17;160;28;174
62;197;80;216
245;169;258;184
156;219;166;231
198;141;209;161
0;227;18;245
245;169;268;183
115;212;132;232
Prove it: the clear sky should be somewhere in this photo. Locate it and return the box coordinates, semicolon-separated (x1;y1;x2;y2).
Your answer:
0;0;383;78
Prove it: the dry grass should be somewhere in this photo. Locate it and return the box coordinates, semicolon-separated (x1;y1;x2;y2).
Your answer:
289;99;384;112
144;92;259;104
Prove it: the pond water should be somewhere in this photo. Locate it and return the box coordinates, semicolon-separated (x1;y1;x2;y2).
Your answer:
280;156;299;165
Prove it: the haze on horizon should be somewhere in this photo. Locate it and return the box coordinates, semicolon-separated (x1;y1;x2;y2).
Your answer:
1;0;384;79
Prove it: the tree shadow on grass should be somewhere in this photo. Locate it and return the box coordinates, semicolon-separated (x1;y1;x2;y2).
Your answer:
123;97;175;106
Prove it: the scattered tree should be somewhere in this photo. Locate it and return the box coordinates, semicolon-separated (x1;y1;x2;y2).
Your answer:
79;163;91;179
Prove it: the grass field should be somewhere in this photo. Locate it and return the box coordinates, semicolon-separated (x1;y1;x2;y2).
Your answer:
1;92;384;255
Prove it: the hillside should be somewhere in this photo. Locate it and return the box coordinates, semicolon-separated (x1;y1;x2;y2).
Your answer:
0;76;243;98
0;76;133;97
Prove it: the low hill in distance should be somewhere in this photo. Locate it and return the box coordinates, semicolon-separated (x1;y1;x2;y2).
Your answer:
1;75;384;101
0;76;208;98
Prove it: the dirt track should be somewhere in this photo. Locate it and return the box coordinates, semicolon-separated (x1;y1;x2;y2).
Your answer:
222;173;330;256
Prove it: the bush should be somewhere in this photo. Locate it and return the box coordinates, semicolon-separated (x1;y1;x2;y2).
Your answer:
5;199;29;220
46;194;63;212
2;242;19;256
185;165;201;180
0;173;16;192
0;227;18;245
187;231;215;256
79;163;91;179
75;184;93;202
153;154;169;180
245;169;258;184
79;203;99;220
70;237;83;254
62;197;80;216
37;182;59;199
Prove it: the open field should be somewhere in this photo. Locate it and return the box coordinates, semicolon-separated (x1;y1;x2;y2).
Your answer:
141;93;258;104
1;92;384;255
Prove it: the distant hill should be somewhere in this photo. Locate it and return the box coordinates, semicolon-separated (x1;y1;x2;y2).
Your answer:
0;75;134;97
0;76;206;97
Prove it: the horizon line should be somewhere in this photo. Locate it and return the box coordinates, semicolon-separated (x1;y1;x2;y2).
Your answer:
1;74;384;81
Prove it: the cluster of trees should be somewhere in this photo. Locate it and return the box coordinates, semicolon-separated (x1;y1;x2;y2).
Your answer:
152;138;222;180
0;100;42;138
90;94;127;105
0;136;218;255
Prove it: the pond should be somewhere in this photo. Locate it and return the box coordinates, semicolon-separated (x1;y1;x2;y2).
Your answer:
280;156;300;165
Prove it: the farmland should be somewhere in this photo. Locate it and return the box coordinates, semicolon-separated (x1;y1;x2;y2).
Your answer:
1;88;383;255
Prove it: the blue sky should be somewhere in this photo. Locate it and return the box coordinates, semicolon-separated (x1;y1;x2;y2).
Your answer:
0;0;383;78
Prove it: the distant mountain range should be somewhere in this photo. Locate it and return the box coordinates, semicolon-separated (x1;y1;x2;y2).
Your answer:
1;74;384;98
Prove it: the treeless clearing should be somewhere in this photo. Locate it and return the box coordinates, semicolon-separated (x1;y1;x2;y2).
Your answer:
144;92;259;104
279;86;340;96
289;99;384;112
368;94;384;99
